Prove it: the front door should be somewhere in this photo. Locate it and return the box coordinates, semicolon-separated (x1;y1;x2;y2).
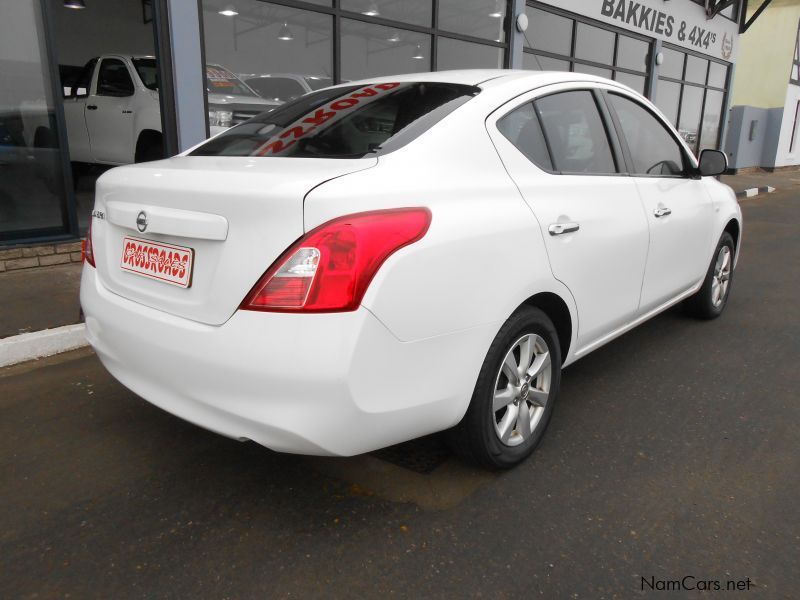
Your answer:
604;91;716;313
488;86;650;352
85;58;135;164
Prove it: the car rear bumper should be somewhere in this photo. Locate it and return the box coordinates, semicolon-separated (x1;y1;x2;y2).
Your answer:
80;266;495;456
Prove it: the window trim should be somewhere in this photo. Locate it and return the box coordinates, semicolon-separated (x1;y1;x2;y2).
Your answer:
602;89;698;179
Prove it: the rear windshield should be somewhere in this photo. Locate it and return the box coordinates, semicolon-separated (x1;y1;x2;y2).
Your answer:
206;65;258;97
190;81;480;159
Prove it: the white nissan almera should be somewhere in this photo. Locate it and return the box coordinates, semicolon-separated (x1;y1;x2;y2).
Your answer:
81;70;742;469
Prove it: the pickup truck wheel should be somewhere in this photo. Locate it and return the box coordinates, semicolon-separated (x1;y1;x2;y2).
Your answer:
135;132;163;163
447;306;562;469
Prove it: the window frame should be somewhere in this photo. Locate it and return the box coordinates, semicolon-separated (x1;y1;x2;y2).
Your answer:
602;89;698;180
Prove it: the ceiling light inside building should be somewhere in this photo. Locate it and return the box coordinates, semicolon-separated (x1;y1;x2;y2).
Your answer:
489;0;504;18
363;2;380;17
412;44;425;60
278;22;294;41
387;30;401;43
219;5;238;16
64;0;86;9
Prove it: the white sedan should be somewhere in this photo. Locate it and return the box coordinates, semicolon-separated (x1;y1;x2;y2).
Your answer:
80;70;741;469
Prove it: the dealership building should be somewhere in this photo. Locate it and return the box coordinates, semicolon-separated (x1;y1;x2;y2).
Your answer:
0;0;748;249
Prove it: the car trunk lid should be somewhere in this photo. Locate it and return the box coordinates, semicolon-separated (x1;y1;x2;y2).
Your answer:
92;155;376;325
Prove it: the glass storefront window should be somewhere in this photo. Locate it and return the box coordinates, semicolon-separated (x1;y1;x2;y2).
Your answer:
201;1;333;114
341;21;430;80
523;53;569;72
655;79;681;126
341;0;431;27
573;64;612;79
684;55;708;85
708;62;727;89
524;7;572;55
616;36;649;72
660;47;685;79
437;37;503;70
0;0;71;239
575;22;614;64
614;71;646;95
438;0;506;43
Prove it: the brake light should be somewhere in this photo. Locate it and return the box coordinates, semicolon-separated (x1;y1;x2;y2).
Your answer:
242;208;431;313
82;220;95;267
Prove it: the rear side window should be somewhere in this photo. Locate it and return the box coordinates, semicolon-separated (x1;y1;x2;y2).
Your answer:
497;102;553;171
191;81;479;159
535;91;617;174
607;93;687;176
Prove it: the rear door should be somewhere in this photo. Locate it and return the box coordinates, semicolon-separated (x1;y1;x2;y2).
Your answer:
86;58;136;164
604;91;715;313
488;85;649;352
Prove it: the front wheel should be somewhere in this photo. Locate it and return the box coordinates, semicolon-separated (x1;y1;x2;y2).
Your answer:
684;232;735;320
448;306;562;469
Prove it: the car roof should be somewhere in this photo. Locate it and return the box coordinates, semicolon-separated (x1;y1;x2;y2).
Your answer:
334;69;627;91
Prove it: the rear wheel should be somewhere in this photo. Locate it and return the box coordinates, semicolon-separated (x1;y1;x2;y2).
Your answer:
684;232;735;320
134;131;163;163
448;306;562;469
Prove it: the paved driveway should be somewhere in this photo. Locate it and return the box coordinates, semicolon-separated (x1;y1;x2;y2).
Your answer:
1;190;798;598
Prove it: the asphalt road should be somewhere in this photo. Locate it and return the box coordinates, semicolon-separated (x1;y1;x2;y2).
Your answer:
1;190;798;599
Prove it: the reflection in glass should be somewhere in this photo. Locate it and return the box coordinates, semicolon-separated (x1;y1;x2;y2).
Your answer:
523;53;569;72
655;79;681;126
341;0;431;27
700;89;724;151
524;7;572;55
678;85;704;154
0;0;69;237
438;0;506;42
341;21;430;80
437;37;503;70
575;23;614;64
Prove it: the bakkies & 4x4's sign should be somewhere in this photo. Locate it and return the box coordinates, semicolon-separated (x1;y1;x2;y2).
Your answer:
539;0;738;62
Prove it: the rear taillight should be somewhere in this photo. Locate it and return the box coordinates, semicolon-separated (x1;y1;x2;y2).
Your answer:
242;208;431;313
82;221;95;267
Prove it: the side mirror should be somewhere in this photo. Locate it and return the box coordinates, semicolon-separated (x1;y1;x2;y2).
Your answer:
698;149;727;177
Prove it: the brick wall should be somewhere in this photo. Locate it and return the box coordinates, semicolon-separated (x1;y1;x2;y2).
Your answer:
0;241;84;273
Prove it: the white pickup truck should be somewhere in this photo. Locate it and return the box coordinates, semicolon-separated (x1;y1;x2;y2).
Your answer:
63;54;276;166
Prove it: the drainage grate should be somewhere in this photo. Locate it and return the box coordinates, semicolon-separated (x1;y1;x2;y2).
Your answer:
371;434;451;474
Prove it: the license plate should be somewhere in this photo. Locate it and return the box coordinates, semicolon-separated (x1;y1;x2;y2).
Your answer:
120;236;194;288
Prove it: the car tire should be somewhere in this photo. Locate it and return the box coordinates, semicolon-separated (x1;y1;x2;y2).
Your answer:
684;232;735;320
448;306;562;469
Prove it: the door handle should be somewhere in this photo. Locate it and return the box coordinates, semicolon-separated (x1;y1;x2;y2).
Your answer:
548;222;580;236
654;207;672;218
86;105;98;110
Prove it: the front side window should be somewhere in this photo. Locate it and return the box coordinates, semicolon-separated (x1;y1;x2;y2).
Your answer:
534;91;617;174
608;93;686;176
72;58;97;97
96;59;134;97
192;81;478;159
497;102;552;171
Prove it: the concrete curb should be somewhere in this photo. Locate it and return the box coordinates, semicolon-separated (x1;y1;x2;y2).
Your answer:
736;186;776;199
0;323;88;368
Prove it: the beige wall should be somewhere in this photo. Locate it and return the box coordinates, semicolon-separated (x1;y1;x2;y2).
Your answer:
731;2;800;108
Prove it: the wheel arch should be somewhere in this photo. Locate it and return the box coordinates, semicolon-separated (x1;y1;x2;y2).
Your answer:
519;292;573;363
724;218;741;254
134;129;163;163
